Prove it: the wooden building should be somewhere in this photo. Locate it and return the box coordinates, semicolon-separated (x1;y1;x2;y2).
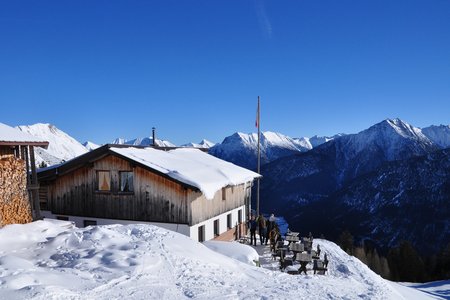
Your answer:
0;123;49;225
38;144;260;241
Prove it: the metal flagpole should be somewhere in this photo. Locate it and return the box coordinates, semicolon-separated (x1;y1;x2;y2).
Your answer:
256;96;261;217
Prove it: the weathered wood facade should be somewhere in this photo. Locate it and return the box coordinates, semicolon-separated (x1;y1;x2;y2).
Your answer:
38;145;255;232
0;146;15;157
190;183;251;225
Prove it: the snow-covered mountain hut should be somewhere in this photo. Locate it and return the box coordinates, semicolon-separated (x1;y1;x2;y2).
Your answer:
38;144;260;241
0;123;49;225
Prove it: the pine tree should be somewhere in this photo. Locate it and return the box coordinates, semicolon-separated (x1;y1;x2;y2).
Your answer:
338;230;354;255
354;246;368;265
388;241;425;282
436;242;450;278
370;249;382;275
380;257;391;279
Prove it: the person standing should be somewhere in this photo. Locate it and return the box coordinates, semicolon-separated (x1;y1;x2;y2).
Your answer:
248;215;257;246
269;213;276;227
266;213;276;244
269;226;280;251
257;214;267;245
323;253;329;268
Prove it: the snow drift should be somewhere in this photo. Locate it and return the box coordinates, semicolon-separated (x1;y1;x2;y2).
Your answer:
0;220;443;299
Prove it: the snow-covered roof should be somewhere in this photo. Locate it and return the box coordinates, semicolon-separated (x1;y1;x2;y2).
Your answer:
0;122;49;147
111;147;260;200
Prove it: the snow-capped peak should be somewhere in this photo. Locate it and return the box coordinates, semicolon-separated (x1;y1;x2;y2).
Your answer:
111;136;176;147
112;137;126;144
422;124;450;148
292;137;313;150
83;141;100;151
261;131;307;149
308;134;345;148
199;139;216;148
382;118;427;139
333;118;437;162
182;139;216;148
222;131;312;152
209;131;313;169
16;123;88;166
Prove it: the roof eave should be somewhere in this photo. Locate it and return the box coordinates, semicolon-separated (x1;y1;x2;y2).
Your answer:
0;141;49;149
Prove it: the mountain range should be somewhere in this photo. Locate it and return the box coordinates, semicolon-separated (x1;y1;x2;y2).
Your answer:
14;120;450;256
181;139;216;148
18;123;338;168
208;131;343;170
16;124;213;167
259;119;450;255
111;137;176;148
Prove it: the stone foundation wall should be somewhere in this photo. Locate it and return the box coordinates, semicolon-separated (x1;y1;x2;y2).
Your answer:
0;155;33;226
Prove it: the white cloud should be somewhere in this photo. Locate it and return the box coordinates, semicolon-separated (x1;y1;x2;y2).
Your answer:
256;0;272;39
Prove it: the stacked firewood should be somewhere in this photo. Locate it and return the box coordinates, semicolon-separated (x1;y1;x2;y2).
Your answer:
0;155;32;226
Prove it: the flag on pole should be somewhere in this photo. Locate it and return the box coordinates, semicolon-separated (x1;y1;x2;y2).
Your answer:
255;98;260;128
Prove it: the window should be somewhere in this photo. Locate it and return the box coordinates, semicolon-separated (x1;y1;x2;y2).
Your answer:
238;209;242;224
119;171;134;192
227;213;232;229
214;219;220;236
97;171;111;191
198;225;205;242
39;187;48;210
222;188;226;200
84;220;97;227
56;216;69;221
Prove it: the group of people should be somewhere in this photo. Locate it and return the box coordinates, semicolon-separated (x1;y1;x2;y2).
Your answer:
248;213;279;247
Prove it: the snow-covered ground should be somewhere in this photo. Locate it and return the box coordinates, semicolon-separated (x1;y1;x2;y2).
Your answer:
0;220;447;299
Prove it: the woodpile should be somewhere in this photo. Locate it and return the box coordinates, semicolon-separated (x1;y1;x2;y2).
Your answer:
0;155;33;226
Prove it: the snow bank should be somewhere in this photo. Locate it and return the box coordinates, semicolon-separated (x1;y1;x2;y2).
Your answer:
0;220;442;299
204;241;259;266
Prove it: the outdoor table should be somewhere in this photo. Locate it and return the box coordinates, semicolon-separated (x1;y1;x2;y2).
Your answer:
298;261;308;275
286;231;299;237
289;243;304;255
295;252;312;275
286;235;300;244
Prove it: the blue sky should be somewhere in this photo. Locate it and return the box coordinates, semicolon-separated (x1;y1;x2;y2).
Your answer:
1;1;449;145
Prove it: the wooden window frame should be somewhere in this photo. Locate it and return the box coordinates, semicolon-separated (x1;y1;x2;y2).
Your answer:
119;170;134;194
96;170;111;192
